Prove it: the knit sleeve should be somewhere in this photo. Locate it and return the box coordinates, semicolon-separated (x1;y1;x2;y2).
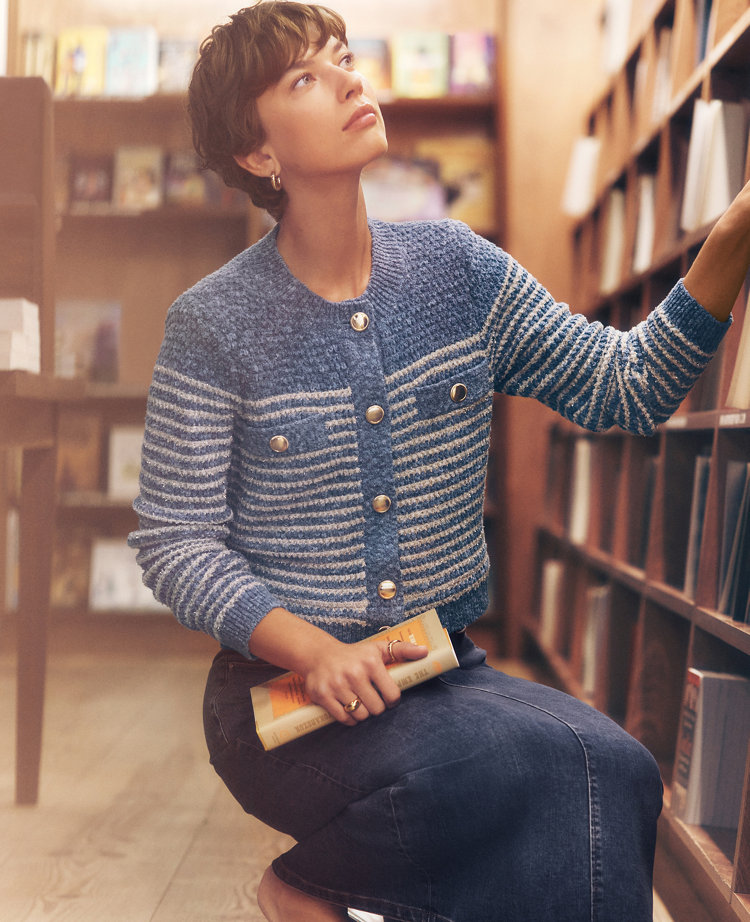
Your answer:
462;225;730;435
128;298;283;656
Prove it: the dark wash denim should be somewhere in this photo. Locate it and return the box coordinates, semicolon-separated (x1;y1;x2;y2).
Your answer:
203;633;662;922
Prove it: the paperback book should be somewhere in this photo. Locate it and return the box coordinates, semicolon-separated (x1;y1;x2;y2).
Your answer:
105;27;160;97
251;609;459;750
390;32;450;99
672;668;750;828
55;26;109;96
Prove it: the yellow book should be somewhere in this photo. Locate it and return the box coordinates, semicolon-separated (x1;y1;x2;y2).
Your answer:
55;26;109;97
251;608;458;750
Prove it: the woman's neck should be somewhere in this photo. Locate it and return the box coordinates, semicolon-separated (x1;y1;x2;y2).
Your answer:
275;179;372;302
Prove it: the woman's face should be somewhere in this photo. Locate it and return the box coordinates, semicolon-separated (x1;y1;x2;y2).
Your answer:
250;35;388;184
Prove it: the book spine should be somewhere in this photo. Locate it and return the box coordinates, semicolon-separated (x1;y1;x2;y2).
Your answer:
671;668;701;819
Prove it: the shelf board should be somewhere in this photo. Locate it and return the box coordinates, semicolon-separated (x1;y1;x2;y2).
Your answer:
0;370;84;400
55;381;149;402
61;203;250;223
57;490;136;510
693;607;750;656
662;800;738;905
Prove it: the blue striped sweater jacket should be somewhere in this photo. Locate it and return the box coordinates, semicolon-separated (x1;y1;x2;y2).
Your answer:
129;218;728;655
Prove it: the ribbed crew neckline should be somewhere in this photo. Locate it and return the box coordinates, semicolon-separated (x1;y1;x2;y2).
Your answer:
259;219;406;311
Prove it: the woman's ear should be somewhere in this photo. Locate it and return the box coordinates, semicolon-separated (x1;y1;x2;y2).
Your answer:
234;147;278;179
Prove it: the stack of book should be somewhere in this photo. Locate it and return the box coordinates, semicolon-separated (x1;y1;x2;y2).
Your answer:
0;298;40;373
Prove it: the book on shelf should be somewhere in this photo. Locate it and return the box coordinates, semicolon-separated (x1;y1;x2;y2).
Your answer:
599;188;626;294
601;0;633;75
164;150;207;206
581;584;611;699
55;405;103;493
158;38;199;94
105;27;160;97
21;31;56;85
568;438;593;545
680;98;749;233
55;298;120;382
112;145;164;212
683;454;711;599
348;38;391;99
726;292;750;410
539;558;564;650
651;27;673;125
413;133;495;231
361;155;446;223
55;26;109;96
0;297;40;373
51;526;91;609
632;174;656;274
67;153;115;213
671;668;750;828
561;136;601;218
694;0;713;66
448;32;495;94
89;537;169;613
250;609;459;750
717;460;750;622
390;32;450;99
107;425;144;502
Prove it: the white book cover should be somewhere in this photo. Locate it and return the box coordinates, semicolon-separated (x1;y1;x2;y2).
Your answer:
105;27;159;97
0;297;39;333
672;669;750;828
539;559;564;650
600;188;626;294
680;99;719;233
699;100;748;226
89;538;168;612
601;0;633;74
569;439;593;544
107;424;144;501
632;174;656;274
561;136;600;218
726;294;750;409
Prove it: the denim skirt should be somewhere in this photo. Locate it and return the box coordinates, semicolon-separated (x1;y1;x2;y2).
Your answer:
203;632;663;922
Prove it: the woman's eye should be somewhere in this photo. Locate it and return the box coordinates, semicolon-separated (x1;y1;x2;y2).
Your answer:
292;72;314;89
341;52;355;69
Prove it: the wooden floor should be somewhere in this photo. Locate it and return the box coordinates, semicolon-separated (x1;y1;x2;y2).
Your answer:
0;616;296;922
0;615;680;922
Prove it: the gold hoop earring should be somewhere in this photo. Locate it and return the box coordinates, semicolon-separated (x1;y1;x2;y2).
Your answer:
270;172;282;192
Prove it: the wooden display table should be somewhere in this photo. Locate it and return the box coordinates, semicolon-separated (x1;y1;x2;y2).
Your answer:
1;371;83;803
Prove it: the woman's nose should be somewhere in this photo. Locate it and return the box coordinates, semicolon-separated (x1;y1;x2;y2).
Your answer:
340;66;364;100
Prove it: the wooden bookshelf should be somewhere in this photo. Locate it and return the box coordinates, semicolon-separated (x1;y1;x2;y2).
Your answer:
527;2;750;919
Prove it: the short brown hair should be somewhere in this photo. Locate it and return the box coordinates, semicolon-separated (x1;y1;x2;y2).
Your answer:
188;2;347;220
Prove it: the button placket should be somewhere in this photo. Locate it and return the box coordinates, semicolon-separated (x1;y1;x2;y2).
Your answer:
343;306;402;614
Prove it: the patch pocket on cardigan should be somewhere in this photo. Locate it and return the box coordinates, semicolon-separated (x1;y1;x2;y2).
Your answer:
240;414;330;458
413;359;491;420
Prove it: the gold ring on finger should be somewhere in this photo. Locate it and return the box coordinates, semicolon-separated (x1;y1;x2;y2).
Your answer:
344;698;361;713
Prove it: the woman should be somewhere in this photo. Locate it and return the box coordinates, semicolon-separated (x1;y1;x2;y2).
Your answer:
129;3;750;920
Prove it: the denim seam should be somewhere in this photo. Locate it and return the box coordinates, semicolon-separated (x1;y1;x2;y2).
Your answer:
438;675;601;922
